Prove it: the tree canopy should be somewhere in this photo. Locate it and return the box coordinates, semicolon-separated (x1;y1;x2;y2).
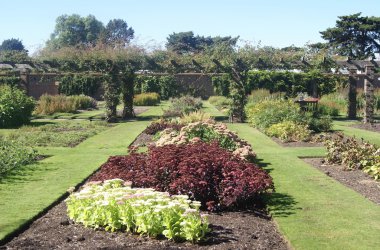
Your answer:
46;14;134;49
0;38;26;51
166;31;238;54
320;13;380;59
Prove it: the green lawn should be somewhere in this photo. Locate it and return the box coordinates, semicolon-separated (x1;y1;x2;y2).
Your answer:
0;106;161;243
333;120;380;146
228;123;380;250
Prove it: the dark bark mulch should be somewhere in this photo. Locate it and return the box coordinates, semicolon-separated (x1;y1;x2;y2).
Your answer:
302;158;380;205
2;201;289;250
351;123;380;133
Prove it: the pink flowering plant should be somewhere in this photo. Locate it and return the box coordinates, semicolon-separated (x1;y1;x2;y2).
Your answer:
155;121;256;160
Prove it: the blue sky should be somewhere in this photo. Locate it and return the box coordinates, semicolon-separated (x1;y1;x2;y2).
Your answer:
1;0;379;54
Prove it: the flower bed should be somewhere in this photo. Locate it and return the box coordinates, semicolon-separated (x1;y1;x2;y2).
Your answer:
66;179;209;242
90;142;273;211
324;133;380;180
155;121;256;160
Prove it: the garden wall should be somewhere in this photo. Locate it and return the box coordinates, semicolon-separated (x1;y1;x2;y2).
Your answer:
1;72;379;99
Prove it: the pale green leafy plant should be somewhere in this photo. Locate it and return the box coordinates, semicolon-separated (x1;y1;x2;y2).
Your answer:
66;179;209;242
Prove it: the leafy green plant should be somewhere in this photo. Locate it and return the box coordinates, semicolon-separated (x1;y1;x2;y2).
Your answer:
266;121;311;142
0;85;36;128
324;134;380;180
0;138;37;177
34;94;97;115
163;95;202;117
66;179;209;242
246;99;304;131
59;73;102;96
0;75;21;87
133;92;160;106
135;75;178;100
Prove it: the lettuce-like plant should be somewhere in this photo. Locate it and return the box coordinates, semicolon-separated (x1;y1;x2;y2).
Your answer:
66;179;209;242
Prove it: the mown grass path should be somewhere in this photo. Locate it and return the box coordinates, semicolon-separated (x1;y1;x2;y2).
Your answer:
0;106;162;243
333;120;380;146
203;103;380;249
229;123;380;250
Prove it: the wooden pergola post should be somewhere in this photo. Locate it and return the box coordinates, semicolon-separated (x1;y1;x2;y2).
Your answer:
347;68;357;119
363;65;375;124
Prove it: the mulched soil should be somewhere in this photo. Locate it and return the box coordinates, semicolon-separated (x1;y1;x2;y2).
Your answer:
2;201;289;250
302;158;380;205
130;132;154;148
351;123;380;133
2;127;289;250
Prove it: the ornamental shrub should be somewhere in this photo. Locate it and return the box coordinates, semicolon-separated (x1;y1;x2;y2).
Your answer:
0;85;35;128
0;138;37;176
143;120;184;135
266;121;311;142
90;142;273;211
163;95;203;117
66;179;209;242
34;94;97;115
245;99;304;131
133;92;160;106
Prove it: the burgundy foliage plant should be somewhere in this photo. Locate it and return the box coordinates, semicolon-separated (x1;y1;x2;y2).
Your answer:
90;142;273;211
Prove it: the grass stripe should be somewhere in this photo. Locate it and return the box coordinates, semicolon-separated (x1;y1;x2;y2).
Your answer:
228;123;380;250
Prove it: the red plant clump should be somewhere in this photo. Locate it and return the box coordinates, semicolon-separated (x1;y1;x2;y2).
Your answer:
90;142;273;211
143;121;183;135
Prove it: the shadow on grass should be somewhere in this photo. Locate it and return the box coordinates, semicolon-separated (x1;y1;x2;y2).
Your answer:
263;192;300;218
0;160;56;185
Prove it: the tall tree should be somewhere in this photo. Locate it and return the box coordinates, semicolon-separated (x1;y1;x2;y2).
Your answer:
320;13;380;59
47;14;105;49
0;38;26;51
103;19;134;47
166;31;238;54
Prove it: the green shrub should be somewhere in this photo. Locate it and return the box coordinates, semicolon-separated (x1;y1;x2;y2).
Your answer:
211;74;231;96
59;74;102;97
135;75;178;100
266;121;311;142
0;75;21;86
307;115;332;132
0;138;37;177
246;99;304;130
35;94;97;115
133;92;160;106
0;85;36;128
163;96;202;117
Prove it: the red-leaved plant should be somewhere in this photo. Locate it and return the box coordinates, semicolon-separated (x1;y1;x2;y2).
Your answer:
90;142;273;211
